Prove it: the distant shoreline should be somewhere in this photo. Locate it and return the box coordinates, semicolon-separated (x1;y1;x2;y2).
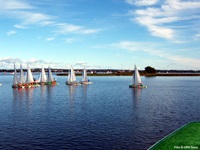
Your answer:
56;73;200;76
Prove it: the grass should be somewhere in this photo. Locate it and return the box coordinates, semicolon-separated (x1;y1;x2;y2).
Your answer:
149;122;200;150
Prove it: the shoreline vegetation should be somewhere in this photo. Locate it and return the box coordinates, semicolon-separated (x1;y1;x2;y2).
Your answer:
1;66;200;76
56;73;200;76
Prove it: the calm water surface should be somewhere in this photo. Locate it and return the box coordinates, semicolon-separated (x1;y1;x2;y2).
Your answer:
0;75;200;149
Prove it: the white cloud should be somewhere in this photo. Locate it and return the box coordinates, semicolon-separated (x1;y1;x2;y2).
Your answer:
56;23;100;35
0;0;102;38
126;0;159;6
0;0;32;10
0;57;66;69
7;30;17;35
0;57;22;63
114;40;200;69
127;0;200;40
14;24;26;29
148;25;174;39
56;23;82;33
74;61;87;67
64;38;81;44
46;37;55;41
17;12;55;26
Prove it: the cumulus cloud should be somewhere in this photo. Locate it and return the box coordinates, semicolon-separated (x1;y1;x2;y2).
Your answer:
0;57;22;63
0;57;65;69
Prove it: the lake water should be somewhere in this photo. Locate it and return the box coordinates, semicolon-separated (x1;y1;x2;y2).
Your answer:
0;75;200;149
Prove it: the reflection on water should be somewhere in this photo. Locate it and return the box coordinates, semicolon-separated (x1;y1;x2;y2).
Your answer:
81;84;88;100
68;85;77;99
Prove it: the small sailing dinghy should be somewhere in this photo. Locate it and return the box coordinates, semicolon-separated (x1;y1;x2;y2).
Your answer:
45;66;58;85
129;65;147;88
38;67;47;85
66;66;80;86
80;67;92;85
12;64;19;88
24;65;39;88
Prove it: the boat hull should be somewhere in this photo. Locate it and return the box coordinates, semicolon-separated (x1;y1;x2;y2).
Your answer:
66;81;80;86
45;82;59;85
80;81;93;85
129;84;147;88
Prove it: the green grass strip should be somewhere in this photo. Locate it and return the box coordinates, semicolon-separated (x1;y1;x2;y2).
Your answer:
149;122;200;150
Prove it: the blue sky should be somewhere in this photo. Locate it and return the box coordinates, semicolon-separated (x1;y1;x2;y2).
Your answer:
0;0;200;70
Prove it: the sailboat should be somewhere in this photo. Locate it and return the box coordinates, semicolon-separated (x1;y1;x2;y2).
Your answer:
129;65;147;88
80;67;92;84
45;66;58;85
38;67;47;85
18;64;25;88
24;65;39;88
12;64;19;88
66;66;80;86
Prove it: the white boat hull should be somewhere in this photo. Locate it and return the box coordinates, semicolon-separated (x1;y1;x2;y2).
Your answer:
80;81;93;85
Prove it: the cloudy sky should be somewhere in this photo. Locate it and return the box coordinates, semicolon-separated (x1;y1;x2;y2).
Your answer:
1;0;200;70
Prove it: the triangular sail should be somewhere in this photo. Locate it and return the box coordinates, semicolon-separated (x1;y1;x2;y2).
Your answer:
82;67;88;82
132;65;142;84
70;66;76;82
68;70;71;82
47;67;54;82
40;67;47;82
18;64;25;84
134;65;141;84
25;65;34;83
13;64;18;85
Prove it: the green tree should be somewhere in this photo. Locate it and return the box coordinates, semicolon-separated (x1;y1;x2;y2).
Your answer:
145;66;156;74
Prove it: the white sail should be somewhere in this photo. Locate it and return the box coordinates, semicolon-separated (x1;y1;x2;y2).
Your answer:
82;67;88;82
18;64;25;84
132;65;142;84
25;65;34;83
68;70;71;82
13;64;18;85
39;67;47;82
70;66;76;82
47;66;54;82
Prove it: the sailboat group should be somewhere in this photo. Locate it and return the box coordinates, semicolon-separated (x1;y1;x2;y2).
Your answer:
129;65;147;88
12;64;58;88
38;67;58;85
66;66;92;85
12;64;40;88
